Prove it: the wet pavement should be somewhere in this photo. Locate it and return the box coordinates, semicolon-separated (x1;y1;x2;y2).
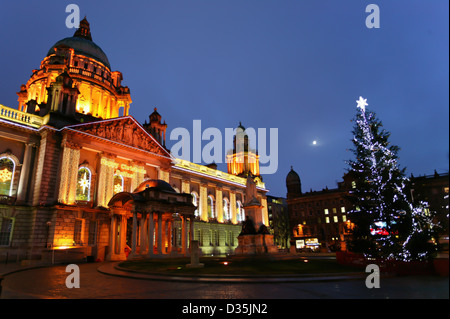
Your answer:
0;262;448;299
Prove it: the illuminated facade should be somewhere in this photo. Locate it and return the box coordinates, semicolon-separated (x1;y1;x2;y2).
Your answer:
226;122;261;179
0;19;268;262
286;167;354;252
17;18;131;119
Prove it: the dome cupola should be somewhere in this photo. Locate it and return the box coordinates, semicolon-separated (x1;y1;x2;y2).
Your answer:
286;166;302;198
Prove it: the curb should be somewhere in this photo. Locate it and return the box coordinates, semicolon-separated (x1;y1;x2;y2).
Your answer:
97;262;367;283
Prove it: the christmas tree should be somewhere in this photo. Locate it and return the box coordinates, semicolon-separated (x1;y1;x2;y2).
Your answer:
346;97;437;261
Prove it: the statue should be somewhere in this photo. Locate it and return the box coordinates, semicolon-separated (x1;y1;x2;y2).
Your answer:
240;217;256;235
244;175;260;206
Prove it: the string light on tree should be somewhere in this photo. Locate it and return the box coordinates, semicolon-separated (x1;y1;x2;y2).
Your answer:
346;96;438;261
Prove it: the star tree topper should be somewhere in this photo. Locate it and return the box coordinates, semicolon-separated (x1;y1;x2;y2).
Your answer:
356;96;368;112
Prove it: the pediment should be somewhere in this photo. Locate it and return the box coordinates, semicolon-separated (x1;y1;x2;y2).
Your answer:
65;116;171;157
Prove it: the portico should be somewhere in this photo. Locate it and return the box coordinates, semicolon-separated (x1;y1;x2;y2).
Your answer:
107;179;196;260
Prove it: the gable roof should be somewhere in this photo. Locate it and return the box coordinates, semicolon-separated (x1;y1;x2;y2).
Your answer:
64;116;172;159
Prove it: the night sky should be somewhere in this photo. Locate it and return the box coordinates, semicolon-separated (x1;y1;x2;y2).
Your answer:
0;1;448;197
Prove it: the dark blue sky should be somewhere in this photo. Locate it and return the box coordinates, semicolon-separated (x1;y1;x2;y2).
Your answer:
1;1;448;197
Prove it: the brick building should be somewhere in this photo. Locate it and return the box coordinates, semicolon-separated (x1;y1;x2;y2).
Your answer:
286;167;354;251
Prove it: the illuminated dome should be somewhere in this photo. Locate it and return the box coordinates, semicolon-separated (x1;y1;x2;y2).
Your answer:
47;18;110;69
17;17;132;120
47;36;110;69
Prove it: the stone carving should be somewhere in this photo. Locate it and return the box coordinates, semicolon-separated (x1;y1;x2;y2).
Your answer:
71;118;166;156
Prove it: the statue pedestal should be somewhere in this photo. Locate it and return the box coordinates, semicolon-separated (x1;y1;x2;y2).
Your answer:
235;233;278;255
234;176;278;256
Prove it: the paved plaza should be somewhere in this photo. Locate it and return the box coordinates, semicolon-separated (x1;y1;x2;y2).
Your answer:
0;262;448;299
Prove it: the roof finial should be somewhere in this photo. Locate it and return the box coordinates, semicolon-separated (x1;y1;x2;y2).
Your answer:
73;16;92;41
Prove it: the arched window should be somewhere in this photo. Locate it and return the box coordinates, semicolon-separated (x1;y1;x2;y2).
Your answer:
113;174;124;195
223;198;230;221
191;192;199;217
207;195;215;219
236;200;243;222
76;167;91;201
0;157;15;196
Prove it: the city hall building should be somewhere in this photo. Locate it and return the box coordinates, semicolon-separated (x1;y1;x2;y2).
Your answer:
0;19;269;263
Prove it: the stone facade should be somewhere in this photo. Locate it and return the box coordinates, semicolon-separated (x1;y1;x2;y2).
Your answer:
0;19;270;263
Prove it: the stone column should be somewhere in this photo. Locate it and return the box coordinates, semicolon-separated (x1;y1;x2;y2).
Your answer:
16;143;34;204
107;214;116;260
66;148;80;204
230;191;237;224
157;212;162;255
189;217;195;252
199;184;208;221
181;179;190;194
167;220;173;253
147;212;154;257
162;219;168;254
215;188;223;222
181;216;187;255
140;213;147;254
119;215;127;256
58;144;80;205
131;211;138;256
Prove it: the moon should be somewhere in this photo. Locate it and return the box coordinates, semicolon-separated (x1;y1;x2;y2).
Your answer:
312;140;317;145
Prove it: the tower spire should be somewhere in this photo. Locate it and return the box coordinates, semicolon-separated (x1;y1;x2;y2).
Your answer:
73;17;92;41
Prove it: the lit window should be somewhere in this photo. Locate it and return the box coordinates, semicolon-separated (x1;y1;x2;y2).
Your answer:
191;192;199;217
332;208;337;214
223;198;230;221
207;196;215;219
324;209;329;215
236;201;243;222
342;215;347;222
113;174;124;195
76;167;91;201
352;181;356;189
341;207;346;213
0;157;15;196
333;216;338;223
325;217;330;224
